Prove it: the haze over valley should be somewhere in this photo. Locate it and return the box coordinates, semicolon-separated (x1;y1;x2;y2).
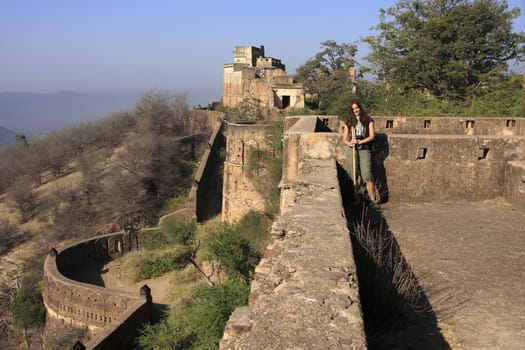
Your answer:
0;89;220;143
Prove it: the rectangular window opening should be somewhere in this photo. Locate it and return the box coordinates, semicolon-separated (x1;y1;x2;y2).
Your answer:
466;120;475;129
506;119;516;128
281;95;290;109
386;120;393;128
417;148;427;160
478;148;489;160
424;120;431;128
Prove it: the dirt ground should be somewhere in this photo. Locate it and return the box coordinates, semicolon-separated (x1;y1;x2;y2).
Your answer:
74;254;174;306
379;199;525;350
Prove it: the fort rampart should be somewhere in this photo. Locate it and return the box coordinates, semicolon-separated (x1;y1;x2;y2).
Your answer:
221;122;278;222
221;115;367;348
221;114;525;348
42;110;525;349
280;115;525;207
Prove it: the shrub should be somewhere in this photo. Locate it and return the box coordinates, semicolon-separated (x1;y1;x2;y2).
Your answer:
138;280;249;350
205;222;258;281
236;210;271;256
144;218;197;250
133;245;192;281
10;285;45;330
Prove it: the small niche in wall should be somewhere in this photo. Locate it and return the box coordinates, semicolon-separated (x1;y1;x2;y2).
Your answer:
417;148;427;160
386;120;394;128
424;120;431;128
478;148;489;160
506;119;516;128
466;120;475;129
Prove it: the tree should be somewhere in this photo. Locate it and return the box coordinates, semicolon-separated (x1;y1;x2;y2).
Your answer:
135;91;189;137
295;40;358;113
15;134;28;148
364;0;525;100
6;175;36;223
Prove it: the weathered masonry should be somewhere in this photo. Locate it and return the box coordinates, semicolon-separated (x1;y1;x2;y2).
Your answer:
43;231;154;350
220;115;525;348
373;116;525;208
223;45;305;110
42;112;525;349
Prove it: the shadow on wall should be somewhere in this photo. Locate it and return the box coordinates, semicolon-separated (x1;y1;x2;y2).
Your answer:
372;133;390;204
338;166;450;350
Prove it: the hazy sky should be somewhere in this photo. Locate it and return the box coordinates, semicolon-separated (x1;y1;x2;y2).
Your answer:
1;0;524;105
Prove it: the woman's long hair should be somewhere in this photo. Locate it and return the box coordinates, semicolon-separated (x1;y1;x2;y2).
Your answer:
346;100;372;128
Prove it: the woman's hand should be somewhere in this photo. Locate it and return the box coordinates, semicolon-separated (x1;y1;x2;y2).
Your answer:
343;124;356;147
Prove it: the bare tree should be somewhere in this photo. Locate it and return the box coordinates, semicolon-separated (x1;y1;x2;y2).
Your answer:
6;176;36;223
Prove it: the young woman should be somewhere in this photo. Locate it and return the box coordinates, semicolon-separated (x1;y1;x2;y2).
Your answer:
342;100;378;204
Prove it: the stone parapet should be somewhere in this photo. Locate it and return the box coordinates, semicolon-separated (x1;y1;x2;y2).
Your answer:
220;159;366;349
378;133;525;202
373;116;525;136
505;160;525;211
42;232;154;349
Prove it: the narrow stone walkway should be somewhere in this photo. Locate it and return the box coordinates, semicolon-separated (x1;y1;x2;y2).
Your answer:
380;200;525;350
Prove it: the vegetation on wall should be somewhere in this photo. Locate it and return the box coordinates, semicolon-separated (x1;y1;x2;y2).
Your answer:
245;120;284;214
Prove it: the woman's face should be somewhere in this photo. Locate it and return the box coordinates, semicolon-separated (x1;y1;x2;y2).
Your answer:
351;103;360;116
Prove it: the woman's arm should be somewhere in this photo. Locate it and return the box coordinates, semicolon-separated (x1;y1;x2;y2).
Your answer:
342;124;355;147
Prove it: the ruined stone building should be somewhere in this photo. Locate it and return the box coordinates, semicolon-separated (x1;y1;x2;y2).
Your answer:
223;45;305;110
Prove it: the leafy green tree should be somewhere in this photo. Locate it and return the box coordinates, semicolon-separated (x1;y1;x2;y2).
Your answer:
295;40;358;113
206;222;258;282
364;0;525;100
10;285;45;330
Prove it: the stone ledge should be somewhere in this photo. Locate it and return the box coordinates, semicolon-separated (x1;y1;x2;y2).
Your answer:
220;159;366;350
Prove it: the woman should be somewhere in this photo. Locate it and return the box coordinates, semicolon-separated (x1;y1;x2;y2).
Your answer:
342;100;378;204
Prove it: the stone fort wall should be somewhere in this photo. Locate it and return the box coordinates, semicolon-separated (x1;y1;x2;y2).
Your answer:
221;114;525;348
278;115;525;207
372;116;525;207
42;111;525;349
221;122;279;223
42;231;154;350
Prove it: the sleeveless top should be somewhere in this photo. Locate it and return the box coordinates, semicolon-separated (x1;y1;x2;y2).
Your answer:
348;115;372;150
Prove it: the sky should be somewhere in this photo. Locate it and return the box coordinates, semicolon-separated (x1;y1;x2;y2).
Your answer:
1;0;525;106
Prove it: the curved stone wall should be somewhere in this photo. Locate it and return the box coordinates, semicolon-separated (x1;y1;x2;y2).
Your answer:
42;231;153;349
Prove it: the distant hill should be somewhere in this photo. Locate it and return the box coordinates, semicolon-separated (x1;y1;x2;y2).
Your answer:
0;91;140;139
0;126;17;146
0;90;220;140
